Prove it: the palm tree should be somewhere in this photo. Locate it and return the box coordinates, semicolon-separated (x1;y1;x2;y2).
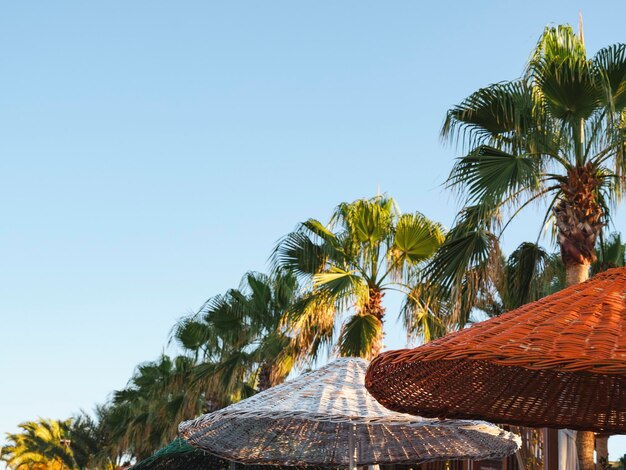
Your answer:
272;195;445;360
593;231;626;274
102;355;201;462
68;411;117;470
1;418;89;470
471;241;564;318
103;271;302;460
172;269;303;401
481;236;624;462
429;24;626;470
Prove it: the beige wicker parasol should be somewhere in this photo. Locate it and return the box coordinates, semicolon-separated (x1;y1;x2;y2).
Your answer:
179;357;520;467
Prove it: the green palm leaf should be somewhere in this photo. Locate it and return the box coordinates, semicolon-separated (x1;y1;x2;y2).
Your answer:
529;25;601;123
272;231;327;276
399;285;447;343
312;268;363;293
338;314;382;358
392;213;445;264
594;44;626;110
442;81;535;148
333;197;394;245
505;242;550;308
448;145;542;206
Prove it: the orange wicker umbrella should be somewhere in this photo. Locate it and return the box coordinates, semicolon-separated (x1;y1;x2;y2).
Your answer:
365;267;626;433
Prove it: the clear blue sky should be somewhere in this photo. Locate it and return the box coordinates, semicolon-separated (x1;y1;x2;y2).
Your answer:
2;0;626;461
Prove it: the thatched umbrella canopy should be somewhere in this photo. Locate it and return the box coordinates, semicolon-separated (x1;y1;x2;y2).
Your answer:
179;357;520;468
365;267;626;433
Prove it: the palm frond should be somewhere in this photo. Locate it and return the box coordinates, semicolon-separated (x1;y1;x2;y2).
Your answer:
504;242;550;308
399;284;448;343
391;212;445;266
447;145;543;207
425;208;498;292
271;231;328;277
338;314;382;359
594;43;626;111
284;292;336;363
527;25;601;160
442;80;535;150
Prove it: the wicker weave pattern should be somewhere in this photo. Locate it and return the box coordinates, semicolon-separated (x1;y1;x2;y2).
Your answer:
365;267;626;432
179;358;520;466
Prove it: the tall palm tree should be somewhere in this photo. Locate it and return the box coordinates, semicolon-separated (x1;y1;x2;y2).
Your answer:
429;24;626;470
475;235;624;468
273;195;445;360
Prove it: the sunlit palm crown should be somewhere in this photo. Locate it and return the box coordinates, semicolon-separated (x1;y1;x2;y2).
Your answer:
1;417;105;470
273;195;445;359
428;25;626;316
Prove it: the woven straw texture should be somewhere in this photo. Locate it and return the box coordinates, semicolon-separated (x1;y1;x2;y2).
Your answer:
179;357;520;466
365;267;626;433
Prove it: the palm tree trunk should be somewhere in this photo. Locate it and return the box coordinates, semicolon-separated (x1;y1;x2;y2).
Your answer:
596;435;609;470
258;362;273;391
565;262;590;286
554;164;604;470
563;256;590;286
555;164;604;272
367;288;386;359
577;430;595;470
564;260;595;470
370;329;384;359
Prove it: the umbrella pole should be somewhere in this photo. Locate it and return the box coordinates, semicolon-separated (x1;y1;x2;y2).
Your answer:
348;423;356;470
230;461;236;470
